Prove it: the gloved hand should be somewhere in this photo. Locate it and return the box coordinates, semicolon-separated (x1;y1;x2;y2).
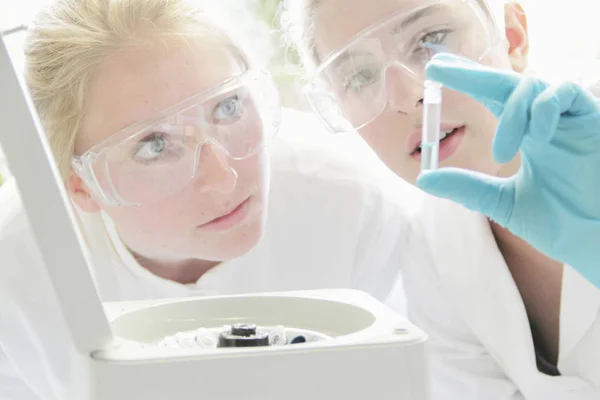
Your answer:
417;53;600;288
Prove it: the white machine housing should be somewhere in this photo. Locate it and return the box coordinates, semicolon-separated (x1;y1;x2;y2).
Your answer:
0;36;431;400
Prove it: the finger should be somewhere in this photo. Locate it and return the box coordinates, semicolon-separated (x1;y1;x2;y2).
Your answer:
425;53;521;110
417;168;516;226
531;81;600;142
493;77;545;163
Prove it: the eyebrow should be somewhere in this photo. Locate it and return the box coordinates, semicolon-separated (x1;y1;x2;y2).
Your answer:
318;3;448;67
328;50;378;75
394;4;446;32
328;52;353;71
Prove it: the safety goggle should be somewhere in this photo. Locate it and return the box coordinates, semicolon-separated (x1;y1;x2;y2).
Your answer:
72;69;281;207
305;0;502;133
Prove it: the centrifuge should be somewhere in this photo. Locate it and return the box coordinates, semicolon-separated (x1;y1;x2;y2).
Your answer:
0;35;431;400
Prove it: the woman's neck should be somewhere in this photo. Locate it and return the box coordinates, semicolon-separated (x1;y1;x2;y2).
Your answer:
132;252;220;284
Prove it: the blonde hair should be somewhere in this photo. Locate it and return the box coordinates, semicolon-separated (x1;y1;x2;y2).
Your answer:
25;0;250;181
280;0;322;73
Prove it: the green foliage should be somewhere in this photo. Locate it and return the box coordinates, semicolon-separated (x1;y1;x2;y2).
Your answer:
252;0;301;71
256;0;281;22
252;0;307;108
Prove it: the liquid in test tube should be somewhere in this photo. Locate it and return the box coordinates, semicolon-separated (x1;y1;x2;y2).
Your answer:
421;80;443;171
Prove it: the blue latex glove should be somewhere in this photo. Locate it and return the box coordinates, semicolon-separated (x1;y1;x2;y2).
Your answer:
417;53;600;288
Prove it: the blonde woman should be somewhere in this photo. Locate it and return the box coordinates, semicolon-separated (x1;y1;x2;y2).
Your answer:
0;1;421;398
283;0;600;398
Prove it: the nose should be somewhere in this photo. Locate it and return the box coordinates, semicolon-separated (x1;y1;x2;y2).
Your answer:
193;141;238;194
384;63;424;114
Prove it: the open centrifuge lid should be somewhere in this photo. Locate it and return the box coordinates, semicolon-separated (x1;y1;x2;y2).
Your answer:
0;37;113;353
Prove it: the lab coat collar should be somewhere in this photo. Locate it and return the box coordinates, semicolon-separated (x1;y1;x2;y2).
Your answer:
417;196;599;394
419;197;536;374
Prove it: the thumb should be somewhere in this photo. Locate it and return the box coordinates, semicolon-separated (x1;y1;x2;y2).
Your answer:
416;168;516;226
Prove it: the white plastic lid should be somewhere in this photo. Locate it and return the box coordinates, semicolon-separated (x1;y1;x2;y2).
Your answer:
0;38;112;353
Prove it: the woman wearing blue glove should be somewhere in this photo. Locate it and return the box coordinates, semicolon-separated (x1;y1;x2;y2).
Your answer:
418;55;600;289
284;0;600;398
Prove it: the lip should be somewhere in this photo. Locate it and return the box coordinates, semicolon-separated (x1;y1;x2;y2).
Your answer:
198;197;252;232
406;123;464;155
411;126;466;163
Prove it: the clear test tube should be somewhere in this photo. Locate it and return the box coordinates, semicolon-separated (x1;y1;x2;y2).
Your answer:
421;80;443;171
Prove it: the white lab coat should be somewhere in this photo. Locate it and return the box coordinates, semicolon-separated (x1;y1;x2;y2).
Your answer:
0;147;8;182
401;194;600;400
0;109;421;399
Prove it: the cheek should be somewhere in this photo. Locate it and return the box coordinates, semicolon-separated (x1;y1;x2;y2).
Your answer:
358;115;417;182
232;148;268;190
481;45;515;71
232;107;270;189
104;204;184;245
444;90;497;136
360;122;398;161
116;205;177;227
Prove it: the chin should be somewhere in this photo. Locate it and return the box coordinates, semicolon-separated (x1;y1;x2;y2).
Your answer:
237;212;266;252
208;213;266;262
228;232;262;259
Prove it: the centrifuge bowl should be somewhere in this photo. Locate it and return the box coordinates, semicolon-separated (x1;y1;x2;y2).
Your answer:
109;292;377;344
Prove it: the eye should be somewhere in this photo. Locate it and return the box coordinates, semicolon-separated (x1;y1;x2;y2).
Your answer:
415;29;452;56
212;95;244;123
420;30;450;46
133;133;168;163
344;67;379;92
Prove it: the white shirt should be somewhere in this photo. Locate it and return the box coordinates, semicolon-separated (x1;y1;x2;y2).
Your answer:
401;194;600;400
0;109;420;400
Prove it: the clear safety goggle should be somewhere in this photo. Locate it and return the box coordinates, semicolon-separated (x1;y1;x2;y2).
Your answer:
305;0;502;133
72;69;281;207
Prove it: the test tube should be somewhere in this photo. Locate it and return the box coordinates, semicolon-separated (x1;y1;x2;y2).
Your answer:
421;80;443;171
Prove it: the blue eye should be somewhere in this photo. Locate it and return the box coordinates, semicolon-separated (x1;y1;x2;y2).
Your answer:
405;29;453;65
133;133;168;163
420;30;450;47
415;29;452;58
212;95;243;123
344;67;379;92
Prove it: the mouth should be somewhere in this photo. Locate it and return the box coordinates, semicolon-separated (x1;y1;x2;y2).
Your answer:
198;196;252;232
413;127;459;153
410;125;466;162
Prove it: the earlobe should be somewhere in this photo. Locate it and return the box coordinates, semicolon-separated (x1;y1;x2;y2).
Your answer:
67;171;101;213
504;2;529;72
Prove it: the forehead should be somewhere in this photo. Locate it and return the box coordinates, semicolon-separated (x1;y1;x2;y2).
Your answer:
313;0;439;62
78;38;244;153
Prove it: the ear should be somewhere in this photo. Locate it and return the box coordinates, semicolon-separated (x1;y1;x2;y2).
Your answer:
504;2;529;72
67;171;101;213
